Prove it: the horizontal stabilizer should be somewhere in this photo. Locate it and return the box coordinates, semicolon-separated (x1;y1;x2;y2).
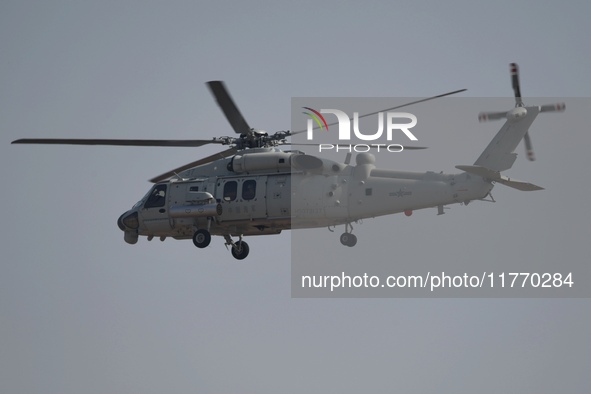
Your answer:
455;165;543;191
496;177;544;191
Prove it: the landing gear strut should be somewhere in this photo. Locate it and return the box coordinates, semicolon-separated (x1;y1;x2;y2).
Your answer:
339;223;357;247
224;234;250;260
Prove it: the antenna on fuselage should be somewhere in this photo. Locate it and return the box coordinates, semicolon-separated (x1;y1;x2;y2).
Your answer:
344;152;352;165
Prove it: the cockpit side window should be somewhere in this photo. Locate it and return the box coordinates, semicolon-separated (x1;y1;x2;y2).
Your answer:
242;180;256;200
223;181;237;201
144;184;167;208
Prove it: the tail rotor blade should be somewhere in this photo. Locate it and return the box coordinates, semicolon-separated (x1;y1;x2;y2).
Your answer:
539;103;566;113
478;111;507;122
510;63;523;106
523;131;535;161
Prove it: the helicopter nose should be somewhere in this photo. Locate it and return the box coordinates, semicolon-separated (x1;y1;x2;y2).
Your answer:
117;213;126;231
118;210;140;245
117;210;139;231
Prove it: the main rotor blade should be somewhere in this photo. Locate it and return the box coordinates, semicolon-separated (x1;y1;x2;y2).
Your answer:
207;81;251;134
149;147;238;183
287;143;427;150
290;89;467;135
11;138;224;147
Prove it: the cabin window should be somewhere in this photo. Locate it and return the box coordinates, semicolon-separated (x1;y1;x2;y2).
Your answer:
365;188;373;196
224;181;238;201
189;186;199;192
242;180;256;200
144;184;167;208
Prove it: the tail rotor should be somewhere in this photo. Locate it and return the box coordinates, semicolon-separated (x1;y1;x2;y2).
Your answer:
478;63;565;162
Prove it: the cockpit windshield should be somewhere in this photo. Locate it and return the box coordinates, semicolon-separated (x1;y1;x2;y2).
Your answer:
132;187;154;209
144;184;167;209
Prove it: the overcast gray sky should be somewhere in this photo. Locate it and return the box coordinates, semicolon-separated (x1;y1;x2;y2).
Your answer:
1;0;590;393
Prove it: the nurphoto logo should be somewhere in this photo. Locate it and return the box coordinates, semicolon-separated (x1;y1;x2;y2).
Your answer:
302;107;418;152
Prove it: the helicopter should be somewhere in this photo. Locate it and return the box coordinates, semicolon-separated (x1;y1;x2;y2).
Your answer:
12;63;564;260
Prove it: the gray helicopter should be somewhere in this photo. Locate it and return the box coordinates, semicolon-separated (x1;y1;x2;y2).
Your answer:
12;64;564;260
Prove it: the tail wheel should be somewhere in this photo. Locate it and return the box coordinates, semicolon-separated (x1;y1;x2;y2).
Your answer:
231;241;250;260
340;233;357;247
192;229;211;248
346;233;357;247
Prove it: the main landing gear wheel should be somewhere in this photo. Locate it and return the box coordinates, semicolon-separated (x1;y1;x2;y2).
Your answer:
340;233;357;247
192;229;211;248
231;241;250;260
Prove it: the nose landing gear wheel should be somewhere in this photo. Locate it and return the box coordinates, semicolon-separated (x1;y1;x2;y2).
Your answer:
231;241;250;260
340;233;357;247
192;229;211;248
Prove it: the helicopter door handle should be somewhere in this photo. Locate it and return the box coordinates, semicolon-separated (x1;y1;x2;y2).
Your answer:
159;209;166;213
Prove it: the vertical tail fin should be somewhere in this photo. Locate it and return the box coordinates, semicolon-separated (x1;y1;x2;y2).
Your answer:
473;106;540;172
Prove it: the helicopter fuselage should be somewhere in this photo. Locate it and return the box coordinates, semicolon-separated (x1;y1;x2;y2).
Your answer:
117;148;492;247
